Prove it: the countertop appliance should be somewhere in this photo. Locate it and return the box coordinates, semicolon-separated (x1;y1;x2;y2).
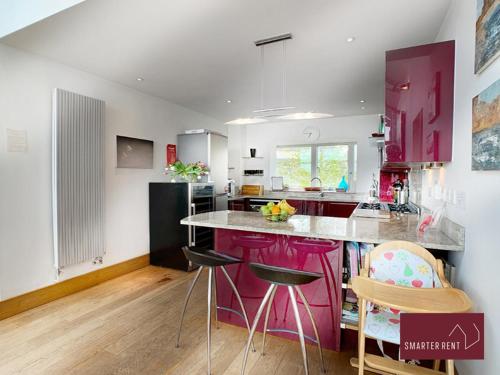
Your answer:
177;131;228;210
149;182;215;271
227;179;237;197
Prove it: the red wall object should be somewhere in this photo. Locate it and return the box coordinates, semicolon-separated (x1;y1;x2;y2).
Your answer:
385;40;455;163
166;144;176;165
379;170;408;202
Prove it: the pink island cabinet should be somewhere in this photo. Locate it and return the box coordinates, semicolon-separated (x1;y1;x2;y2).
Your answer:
213;229;343;351
385;40;455;164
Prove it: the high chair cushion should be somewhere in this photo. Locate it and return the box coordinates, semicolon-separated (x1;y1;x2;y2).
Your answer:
369;249;441;288
365;307;401;344
364;248;442;344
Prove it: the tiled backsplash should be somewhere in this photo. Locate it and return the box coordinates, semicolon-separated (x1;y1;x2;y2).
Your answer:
409;169;464;246
408;169;423;205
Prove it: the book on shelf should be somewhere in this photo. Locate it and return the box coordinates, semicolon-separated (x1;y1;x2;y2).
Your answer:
345;241;375;279
342;301;359;324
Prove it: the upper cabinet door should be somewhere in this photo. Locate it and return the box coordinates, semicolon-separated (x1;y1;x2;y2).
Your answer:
385;40;455;163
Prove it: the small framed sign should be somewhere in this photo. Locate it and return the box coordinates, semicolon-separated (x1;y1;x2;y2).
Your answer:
166;144;176;165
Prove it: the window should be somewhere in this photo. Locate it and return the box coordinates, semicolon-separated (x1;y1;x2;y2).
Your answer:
275;143;356;190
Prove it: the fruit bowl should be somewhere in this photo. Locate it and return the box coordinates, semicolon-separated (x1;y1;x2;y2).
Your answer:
259;200;296;222
264;214;290;222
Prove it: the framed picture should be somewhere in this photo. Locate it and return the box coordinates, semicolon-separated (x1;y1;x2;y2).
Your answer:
475;0;500;74
472;79;500;170
116;135;154;169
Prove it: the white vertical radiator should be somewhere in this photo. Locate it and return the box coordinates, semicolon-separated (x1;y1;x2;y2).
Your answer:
52;89;105;269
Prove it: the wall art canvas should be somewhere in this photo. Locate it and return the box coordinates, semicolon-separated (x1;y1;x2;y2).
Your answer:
117;135;154;168
475;0;500;73
472;79;500;170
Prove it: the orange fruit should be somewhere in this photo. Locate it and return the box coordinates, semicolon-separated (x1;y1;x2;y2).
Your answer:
271;206;280;215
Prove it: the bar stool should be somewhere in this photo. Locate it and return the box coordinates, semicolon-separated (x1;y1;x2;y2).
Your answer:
241;263;326;375
176;246;254;375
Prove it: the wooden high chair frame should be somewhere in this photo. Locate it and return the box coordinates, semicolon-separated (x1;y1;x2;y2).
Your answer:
350;241;473;375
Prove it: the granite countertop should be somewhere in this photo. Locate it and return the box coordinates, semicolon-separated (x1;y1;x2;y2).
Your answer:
180;211;464;251
228;191;366;203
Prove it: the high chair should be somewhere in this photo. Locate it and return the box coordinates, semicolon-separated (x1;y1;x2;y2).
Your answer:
350;241;472;375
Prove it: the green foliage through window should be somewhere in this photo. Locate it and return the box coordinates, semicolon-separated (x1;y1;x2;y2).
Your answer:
276;146;312;188
275;144;354;189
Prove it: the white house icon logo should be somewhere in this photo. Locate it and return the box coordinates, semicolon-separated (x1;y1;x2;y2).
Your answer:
449;323;481;350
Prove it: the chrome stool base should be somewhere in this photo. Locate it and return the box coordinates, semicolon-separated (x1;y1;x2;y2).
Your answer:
241;283;326;375
176;265;255;375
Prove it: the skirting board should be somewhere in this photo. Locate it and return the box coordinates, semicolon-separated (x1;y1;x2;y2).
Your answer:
0;254;150;321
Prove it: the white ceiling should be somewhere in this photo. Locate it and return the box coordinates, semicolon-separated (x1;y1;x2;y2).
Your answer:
1;0;451;122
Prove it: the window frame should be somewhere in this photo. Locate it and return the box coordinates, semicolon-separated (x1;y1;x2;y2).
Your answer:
274;142;357;191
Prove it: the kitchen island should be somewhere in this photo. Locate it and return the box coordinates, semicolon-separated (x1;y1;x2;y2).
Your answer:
180;211;464;351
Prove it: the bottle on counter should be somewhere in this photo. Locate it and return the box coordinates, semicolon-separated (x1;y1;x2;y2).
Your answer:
392;179;403;204
338;176;349;191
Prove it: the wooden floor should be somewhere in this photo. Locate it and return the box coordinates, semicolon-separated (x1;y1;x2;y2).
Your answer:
0;266;361;375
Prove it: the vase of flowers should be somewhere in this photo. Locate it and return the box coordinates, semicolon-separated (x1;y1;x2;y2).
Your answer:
165;160;209;182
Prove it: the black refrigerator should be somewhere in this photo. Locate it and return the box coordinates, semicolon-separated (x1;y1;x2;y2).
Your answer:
149;182;215;271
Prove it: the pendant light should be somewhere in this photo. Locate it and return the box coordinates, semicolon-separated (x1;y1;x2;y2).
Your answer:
225;33;333;125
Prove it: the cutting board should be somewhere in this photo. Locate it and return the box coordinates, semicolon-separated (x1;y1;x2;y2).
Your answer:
241;185;264;196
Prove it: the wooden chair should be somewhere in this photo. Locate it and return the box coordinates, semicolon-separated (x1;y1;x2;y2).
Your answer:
350;241;472;375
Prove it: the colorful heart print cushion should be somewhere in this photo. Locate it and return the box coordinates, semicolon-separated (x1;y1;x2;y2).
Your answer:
369;249;438;288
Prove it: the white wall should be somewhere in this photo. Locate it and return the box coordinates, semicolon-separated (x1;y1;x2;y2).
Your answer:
421;1;500;373
0;43;224;300
228;115;380;192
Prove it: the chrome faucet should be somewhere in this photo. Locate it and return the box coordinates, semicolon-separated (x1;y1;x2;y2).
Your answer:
310;177;324;197
310;177;322;189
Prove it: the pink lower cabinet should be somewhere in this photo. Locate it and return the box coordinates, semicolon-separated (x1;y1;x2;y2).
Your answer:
214;228;343;351
303;200;323;216
228;199;245;211
323;201;358;218
285;199;305;214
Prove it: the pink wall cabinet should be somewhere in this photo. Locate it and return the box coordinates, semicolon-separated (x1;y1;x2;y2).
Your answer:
385;40;455;163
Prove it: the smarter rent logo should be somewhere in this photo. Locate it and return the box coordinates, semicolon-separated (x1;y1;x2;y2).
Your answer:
400;313;484;360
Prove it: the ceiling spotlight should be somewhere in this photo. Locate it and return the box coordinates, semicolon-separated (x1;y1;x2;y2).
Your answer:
225;117;268;125
136;77;144;81
360;99;365;103
225;99;232;104
346;37;356;43
361;106;366;110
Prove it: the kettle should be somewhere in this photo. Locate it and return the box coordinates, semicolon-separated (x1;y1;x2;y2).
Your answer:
227;180;237;197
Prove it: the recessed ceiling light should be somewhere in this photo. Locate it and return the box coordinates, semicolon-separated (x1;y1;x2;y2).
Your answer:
136;77;144;81
360;99;365;103
346;37;356;43
361;106;366;110
225;99;232;104
225;117;268;125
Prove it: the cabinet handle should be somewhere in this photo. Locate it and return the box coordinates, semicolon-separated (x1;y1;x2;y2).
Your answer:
191;203;196;246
